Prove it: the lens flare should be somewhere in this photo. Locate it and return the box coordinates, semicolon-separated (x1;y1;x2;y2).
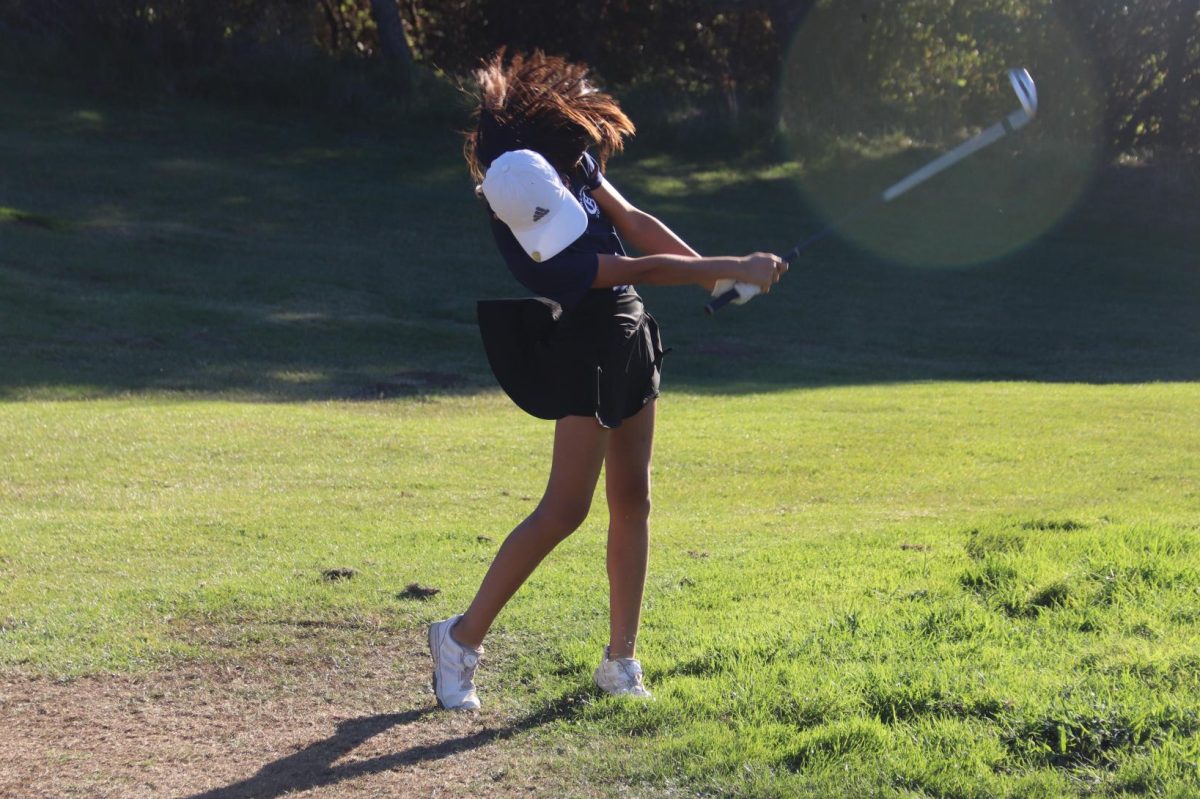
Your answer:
777;2;1103;268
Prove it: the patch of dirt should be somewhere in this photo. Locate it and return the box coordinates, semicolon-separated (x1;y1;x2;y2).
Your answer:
398;584;441;601
0;626;569;799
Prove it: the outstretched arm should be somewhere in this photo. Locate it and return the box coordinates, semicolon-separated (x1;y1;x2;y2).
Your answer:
590;176;786;292
594;252;784;291
592;179;701;259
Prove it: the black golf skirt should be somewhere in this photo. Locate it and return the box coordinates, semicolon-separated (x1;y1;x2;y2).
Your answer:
477;289;666;429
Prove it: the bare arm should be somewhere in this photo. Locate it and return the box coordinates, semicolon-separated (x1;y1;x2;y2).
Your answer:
592;179;700;260
589;175;786;291
594;252;784;291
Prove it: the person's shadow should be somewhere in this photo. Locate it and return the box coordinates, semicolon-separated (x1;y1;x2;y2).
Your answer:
184;694;586;799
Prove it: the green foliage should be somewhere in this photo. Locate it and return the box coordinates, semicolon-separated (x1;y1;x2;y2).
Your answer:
2;0;1197;158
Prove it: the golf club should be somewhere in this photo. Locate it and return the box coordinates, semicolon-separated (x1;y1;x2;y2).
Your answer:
705;68;1039;315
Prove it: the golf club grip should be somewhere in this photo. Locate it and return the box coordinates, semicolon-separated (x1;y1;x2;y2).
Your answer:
705;250;799;315
704;287;740;315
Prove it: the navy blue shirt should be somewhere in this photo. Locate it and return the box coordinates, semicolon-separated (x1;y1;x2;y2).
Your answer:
488;152;629;309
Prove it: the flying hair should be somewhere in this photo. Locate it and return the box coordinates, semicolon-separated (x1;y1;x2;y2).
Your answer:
464;49;635;185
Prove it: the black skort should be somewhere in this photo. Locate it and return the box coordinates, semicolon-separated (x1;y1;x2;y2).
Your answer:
477;289;666;429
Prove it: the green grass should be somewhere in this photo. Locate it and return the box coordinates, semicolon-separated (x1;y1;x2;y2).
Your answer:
2;73;1199;797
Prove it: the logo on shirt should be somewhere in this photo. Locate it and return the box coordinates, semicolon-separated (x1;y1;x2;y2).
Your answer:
532;206;549;222
579;190;598;216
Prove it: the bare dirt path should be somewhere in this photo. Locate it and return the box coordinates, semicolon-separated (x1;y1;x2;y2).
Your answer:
1;625;576;799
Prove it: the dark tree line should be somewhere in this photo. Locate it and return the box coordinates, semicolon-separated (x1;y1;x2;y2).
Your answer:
1;0;1195;158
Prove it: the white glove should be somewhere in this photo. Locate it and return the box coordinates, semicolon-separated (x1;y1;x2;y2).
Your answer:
711;278;762;306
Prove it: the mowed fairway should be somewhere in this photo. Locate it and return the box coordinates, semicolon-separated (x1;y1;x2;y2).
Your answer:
2;78;1200;797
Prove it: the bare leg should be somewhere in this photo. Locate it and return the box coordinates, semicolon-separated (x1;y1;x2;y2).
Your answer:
603;401;655;660
452;415;608;650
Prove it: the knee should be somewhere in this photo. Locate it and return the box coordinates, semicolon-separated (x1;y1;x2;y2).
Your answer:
535;498;593;538
609;492;652;526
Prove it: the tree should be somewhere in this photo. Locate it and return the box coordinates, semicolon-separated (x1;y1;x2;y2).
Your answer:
1161;0;1199;149
1;0;1195;158
369;0;414;70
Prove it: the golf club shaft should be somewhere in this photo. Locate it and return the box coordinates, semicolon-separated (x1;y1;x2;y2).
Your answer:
881;108;1030;202
705;106;1032;315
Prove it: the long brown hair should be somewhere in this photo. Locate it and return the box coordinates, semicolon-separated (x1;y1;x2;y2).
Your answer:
463;49;635;184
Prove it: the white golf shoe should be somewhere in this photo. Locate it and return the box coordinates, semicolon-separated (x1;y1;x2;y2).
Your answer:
594;646;653;699
428;615;482;711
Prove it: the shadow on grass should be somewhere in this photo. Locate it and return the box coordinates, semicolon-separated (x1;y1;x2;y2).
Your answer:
628;147;1200;390
185;694;586;799
2;76;1198;399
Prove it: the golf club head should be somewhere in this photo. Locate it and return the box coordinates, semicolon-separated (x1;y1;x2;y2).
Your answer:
1008;68;1037;117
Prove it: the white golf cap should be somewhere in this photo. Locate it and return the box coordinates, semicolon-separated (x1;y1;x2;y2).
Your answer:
481;149;587;263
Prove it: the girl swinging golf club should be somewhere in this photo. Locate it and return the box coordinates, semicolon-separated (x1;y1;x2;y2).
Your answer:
428;50;786;710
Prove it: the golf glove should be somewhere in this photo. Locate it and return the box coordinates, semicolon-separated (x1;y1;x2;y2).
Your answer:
711;279;761;305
